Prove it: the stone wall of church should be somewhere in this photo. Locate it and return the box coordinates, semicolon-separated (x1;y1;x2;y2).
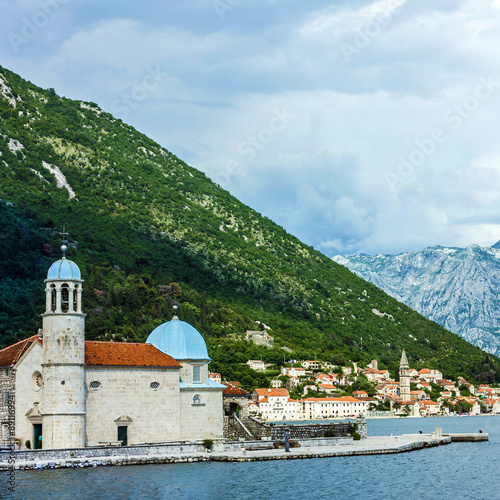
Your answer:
14;344;43;449
0;368;15;446
179;389;223;440
85;366;181;446
178;360;209;385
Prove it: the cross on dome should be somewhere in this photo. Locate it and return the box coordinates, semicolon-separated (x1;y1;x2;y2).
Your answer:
59;226;69;258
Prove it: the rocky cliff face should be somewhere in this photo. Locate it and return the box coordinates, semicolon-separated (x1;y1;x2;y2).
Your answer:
333;244;500;357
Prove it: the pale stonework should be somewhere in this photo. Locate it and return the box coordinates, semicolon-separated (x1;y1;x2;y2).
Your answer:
0;256;224;449
85;366;182;445
13;343;43;449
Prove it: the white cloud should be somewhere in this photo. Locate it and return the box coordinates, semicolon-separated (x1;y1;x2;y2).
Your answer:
2;0;500;256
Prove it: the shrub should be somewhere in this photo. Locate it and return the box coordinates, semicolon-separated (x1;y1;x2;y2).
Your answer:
324;424;337;437
203;439;213;451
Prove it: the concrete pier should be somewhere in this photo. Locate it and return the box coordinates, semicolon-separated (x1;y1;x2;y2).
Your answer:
444;433;489;442
210;434;451;462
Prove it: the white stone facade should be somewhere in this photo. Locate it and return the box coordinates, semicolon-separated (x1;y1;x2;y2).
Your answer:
252;389;299;421
85;366;182;446
301;397;368;419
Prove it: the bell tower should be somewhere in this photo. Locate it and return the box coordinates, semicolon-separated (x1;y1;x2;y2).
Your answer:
399;349;410;402
41;243;86;449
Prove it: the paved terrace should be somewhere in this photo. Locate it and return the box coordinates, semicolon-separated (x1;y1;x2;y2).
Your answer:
212;434;451;462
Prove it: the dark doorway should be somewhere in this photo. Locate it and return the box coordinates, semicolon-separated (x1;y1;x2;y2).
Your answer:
33;424;42;449
118;426;128;446
228;402;240;416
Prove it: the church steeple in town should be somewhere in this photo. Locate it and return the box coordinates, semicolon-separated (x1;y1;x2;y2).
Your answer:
399;349;410;402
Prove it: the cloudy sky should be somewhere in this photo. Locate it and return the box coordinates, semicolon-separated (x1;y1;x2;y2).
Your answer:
2;0;500;256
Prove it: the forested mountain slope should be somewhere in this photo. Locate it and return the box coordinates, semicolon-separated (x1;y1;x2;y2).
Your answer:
1;65;498;384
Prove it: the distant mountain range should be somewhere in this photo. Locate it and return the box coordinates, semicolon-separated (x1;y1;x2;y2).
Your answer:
333;243;500;357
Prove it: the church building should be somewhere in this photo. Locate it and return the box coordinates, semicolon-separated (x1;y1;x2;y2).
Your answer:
0;248;224;449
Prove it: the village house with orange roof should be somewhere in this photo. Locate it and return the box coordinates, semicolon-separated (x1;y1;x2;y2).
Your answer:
318;383;338;395
363;367;390;382
316;372;346;386
252;388;299;421
436;379;456;391
410;390;428;401
208;372;222;383
417;368;443;382
440;391;454;399
375;382;399;397
419;400;441;416
481;398;500;413
281;366;309;378
352;390;369;399
301;396;368;420
416;380;432;391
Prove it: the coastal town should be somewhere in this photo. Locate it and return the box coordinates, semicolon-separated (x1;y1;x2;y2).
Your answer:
211;333;500;423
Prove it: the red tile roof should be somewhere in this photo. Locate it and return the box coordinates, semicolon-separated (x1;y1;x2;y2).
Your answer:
85;342;181;368
1;336;180;368
0;335;40;367
302;396;363;403
255;388;289;397
222;382;250;396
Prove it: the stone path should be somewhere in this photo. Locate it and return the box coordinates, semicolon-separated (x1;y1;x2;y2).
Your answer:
210;434;450;462
1;433;466;470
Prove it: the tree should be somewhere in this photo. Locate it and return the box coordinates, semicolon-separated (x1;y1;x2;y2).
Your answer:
458;384;471;397
454;400;473;414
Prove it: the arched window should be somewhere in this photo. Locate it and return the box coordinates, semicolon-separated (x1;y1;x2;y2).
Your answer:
61;284;69;313
73;284;78;312
50;284;56;312
193;395;201;405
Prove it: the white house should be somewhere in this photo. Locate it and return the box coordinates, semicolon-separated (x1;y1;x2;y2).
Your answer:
252;388;298;421
301;397;368;420
418;369;443;382
247;360;266;371
281;366;308;378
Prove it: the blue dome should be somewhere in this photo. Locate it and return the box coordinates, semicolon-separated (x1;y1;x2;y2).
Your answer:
147;318;209;361
47;258;81;280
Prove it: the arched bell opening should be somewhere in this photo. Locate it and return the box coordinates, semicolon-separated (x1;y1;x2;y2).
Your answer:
50;284;57;313
61;284;70;313
73;284;78;312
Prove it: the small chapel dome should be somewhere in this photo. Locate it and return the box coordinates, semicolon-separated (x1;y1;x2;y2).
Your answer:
147;317;210;361
46;258;81;281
